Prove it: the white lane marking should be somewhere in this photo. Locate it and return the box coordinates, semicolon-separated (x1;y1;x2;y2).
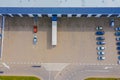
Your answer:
104;66;112;69
96;63;99;65
111;64;115;65
103;63;108;65
2;62;10;69
107;64;111;65
85;70;109;72
27;62;30;64
92;63;96;65
54;71;61;79
37;62;40;64
3;62;119;66
34;62;36;64
13;62;16;64
17;62;19;64
100;63;104;65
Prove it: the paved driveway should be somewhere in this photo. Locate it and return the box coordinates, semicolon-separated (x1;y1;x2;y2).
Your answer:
1;17;120;80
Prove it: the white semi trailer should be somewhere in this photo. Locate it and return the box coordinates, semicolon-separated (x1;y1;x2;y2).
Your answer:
52;16;57;46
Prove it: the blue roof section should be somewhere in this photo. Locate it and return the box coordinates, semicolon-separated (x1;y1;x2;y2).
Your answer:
0;7;120;14
52;16;57;21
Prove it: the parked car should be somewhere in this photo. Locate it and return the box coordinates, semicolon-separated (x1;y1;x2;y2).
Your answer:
32;65;41;68
97;52;105;55
97;46;105;51
97;56;105;60
109;19;115;27
33;35;37;45
115;32;120;36
95;31;105;35
0;34;2;39
117;47;120;50
96;41;106;45
118;51;120;55
0;71;4;74
116;37;120;41
116;42;120;46
96;26;103;30
117;60;120;64
118;56;120;60
96;37;105;41
33;25;37;33
115;27;120;31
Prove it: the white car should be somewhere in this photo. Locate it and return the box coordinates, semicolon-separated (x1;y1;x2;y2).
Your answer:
97;56;105;60
97;52;105;55
96;26;103;30
33;35;37;45
97;46;105;51
110;19;115;27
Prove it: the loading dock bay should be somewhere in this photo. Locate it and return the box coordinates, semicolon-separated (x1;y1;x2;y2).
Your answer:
1;17;120;65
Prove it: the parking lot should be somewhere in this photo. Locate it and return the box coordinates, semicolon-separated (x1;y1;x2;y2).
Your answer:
2;17;120;64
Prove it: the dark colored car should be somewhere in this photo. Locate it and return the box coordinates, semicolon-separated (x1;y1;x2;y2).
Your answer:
95;31;105;35
116;42;120;46
33;25;37;33
96;41;106;45
118;51;120;55
115;32;120;36
96;37;105;41
0;71;4;74
116;37;120;41
0;34;2;39
32;65;41;68
117;47;120;50
118;56;120;60
117;60;120;64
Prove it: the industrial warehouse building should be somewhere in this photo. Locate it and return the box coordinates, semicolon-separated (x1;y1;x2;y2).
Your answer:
1;1;120;80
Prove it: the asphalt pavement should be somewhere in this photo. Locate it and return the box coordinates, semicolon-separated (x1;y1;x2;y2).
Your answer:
0;62;120;80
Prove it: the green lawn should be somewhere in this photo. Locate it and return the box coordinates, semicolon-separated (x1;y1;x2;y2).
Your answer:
85;78;120;80
0;76;40;80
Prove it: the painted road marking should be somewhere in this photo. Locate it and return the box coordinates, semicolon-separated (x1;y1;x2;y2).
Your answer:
104;66;112;69
2;62;10;69
2;62;119;66
85;70;109;72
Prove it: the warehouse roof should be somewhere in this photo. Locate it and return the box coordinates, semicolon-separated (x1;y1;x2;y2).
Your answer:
0;7;120;14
